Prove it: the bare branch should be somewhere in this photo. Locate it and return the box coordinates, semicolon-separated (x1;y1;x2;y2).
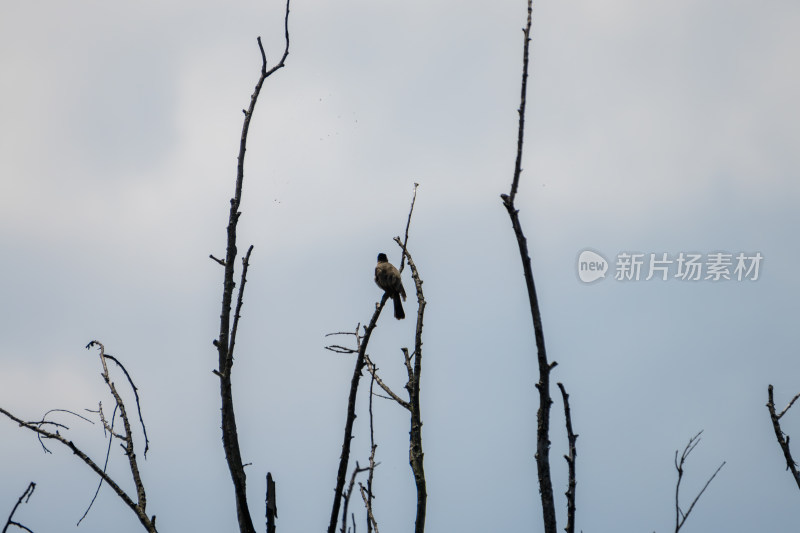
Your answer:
557;382;577;533
3;482;36;533
363;355;410;411
228;245;254;373
87;341;148;515
265;472;277;533
103;353;150;457
778;390;800;420
674;431;725;532
399;183;418;272
366;368;377;533
78;403;119;526
498;2;557;531
0;406;156;532
328;296;388;533
341;463;369;533
393;238;427;533
359;482;380;533
213;5;291;530
767;385;800;490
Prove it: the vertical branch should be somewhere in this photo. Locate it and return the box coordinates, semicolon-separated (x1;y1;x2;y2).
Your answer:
266;472;277;533
212;4;290;533
328;297;388;533
366;370;377;533
499;1;557;531
399;182;419;272
394;238;427;533
557;383;577;533
766;385;800;490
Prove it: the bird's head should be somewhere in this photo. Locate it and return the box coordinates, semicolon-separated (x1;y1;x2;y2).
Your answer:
377;253;388;263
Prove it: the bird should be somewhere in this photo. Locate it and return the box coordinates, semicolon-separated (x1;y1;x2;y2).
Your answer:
375;253;406;319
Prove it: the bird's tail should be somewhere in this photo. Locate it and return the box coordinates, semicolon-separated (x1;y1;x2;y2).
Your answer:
393;295;405;320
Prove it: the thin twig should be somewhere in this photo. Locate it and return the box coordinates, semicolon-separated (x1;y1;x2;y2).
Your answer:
78;403;119;526
363;355;410;411
341;463;369;533
399;183;418;272
104;353;150;457
674;431;725;532
2;482;36;533
778;391;800;420
358;483;380;533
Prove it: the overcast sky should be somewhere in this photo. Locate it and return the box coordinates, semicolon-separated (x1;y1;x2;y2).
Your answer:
2;1;800;532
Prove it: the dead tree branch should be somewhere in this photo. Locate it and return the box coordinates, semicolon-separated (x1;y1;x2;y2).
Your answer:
327;184;422;533
326;297;388;533
341;463;370;533
211;4;290;532
557;382;577;533
266;472;277;533
357;237;428;533
2;482;36;533
359;482;380;533
673;431;725;532
0;342;157;533
366;364;378;533
499;1;558;531
398;182;418;272
767;385;800;490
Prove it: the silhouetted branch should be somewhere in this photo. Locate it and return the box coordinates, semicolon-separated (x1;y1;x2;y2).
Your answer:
327;298;388;533
393;238;427;533
499;1;557;532
359;482;380;533
557;382;577;533
363;355;409;410
3;482;36;533
767;385;800;490
103;353;150;457
78;403;118;526
673;431;725;532
341;463;369;533
212;4;291;531
399;183;418;272
266;472;277;533
33;409;93;454
0;343;157;533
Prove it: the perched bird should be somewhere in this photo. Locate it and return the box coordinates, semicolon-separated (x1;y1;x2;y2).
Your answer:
375;253;406;319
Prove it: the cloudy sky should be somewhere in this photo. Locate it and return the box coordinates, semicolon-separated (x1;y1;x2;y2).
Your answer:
2;0;800;532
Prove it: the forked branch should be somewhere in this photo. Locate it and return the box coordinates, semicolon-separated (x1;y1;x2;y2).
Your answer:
211;4;290;532
2;482;36;533
0;342;156;533
673;431;725;532
767;385;800;490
